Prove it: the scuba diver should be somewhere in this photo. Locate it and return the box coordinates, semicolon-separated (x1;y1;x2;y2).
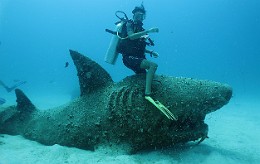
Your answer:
105;4;175;120
0;80;26;105
0;80;27;93
0;97;6;105
118;4;159;98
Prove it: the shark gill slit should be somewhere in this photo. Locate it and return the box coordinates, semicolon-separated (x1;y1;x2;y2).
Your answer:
108;86;138;110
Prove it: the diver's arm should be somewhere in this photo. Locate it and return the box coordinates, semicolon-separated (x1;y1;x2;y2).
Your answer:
7;81;27;92
145;49;159;58
128;28;159;40
126;23;159;40
0;80;26;92
0;80;11;92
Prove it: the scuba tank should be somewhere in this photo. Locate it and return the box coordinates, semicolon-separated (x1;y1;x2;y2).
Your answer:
104;11;128;65
105;11;155;65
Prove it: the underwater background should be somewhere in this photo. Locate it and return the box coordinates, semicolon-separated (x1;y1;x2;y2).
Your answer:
0;0;259;163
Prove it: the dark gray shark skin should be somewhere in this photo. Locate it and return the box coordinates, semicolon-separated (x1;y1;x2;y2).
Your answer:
0;50;232;154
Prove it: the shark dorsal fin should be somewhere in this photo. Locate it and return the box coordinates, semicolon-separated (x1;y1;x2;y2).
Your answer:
15;89;36;112
69;49;113;96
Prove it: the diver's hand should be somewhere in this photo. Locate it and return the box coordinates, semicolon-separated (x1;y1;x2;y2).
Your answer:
148;27;159;33
151;51;159;58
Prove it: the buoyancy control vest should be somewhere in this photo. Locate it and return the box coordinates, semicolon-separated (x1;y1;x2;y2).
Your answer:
117;20;147;58
104;11;154;64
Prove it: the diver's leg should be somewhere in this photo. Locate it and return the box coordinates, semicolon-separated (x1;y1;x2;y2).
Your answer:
0;80;26;92
140;61;177;120
0;80;11;92
8;81;27;92
140;60;176;120
140;59;158;95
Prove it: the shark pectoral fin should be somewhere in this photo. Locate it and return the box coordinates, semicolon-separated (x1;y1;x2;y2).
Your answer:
145;96;177;121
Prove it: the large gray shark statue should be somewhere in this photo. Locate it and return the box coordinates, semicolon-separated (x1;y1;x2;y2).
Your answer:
0;50;232;154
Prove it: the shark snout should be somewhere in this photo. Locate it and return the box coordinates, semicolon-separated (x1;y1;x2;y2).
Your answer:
218;84;233;104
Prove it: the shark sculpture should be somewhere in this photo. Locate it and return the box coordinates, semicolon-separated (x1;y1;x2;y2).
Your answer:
0;50;232;153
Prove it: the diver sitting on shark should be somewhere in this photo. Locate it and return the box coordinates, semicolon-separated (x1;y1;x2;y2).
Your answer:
0;50;232;153
105;4;175;119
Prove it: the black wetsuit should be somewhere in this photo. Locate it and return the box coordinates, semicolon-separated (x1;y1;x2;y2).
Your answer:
118;21;147;74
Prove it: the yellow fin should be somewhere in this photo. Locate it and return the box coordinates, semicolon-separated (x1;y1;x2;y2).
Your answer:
145;96;177;120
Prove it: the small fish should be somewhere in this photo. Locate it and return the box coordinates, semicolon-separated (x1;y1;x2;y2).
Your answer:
0;98;6;105
65;62;69;68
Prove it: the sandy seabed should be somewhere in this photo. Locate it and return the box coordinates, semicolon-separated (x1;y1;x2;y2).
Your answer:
0;95;259;164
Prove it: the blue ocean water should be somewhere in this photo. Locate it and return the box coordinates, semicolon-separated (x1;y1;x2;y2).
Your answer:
0;0;259;100
0;0;259;162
